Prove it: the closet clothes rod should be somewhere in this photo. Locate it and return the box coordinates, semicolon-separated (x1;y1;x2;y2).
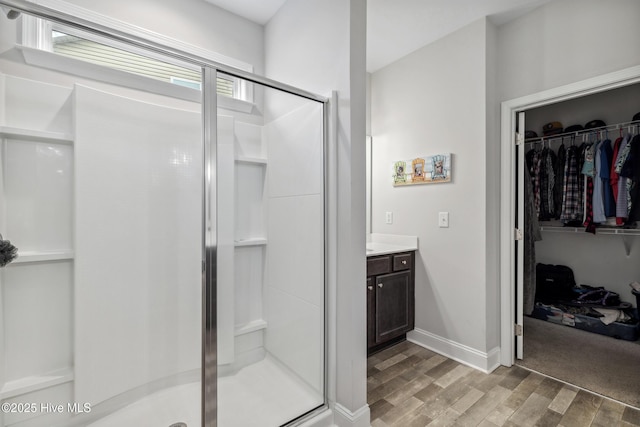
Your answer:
523;119;640;145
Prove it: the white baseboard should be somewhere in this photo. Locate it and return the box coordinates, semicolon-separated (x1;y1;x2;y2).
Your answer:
298;408;336;427
333;403;370;427
407;328;501;373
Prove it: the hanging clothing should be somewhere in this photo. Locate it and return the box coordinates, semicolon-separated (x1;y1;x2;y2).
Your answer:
538;148;557;220
581;143;596;233
583;176;596;234
614;135;631;224
624;135;640;224
576;142;587;221
599;139;615;218
524;165;542;316
554;144;566;219
526;149;542;219
592;141;607;223
545;150;556;218
610;137;623;204
560;146;582;223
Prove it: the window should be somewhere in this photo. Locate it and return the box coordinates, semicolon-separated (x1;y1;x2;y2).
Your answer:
51;30;239;99
18;14;254;106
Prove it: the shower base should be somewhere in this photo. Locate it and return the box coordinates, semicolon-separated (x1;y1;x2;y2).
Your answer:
86;355;321;427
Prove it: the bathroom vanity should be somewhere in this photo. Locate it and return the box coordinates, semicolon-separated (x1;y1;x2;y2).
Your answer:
366;234;417;355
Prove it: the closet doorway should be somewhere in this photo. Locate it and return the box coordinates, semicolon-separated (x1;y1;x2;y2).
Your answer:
500;66;640;409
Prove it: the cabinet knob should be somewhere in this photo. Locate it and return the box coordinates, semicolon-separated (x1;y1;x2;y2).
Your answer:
378;283;383;288
402;260;407;265
367;285;373;291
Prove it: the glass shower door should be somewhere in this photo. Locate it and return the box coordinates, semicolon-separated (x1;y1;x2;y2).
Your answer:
0;16;203;427
215;73;326;427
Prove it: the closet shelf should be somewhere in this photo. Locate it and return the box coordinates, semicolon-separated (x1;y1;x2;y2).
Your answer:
0;368;74;400
524;119;639;144
12;251;75;264
235;155;267;165
540;226;640;236
234;238;267;247
0;126;74;144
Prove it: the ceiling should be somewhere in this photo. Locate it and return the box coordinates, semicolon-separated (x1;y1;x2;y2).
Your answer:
204;0;552;73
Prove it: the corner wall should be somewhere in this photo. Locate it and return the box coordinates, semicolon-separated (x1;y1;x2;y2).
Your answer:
371;18;496;367
265;1;369;425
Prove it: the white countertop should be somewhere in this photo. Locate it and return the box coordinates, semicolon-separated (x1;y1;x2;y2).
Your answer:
366;233;418;256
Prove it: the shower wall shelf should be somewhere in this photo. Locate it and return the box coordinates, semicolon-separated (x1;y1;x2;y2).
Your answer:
234;238;267;247
235;319;268;336
235;155;267;165
0;126;74;143
12;251;75;264
0;368;74;400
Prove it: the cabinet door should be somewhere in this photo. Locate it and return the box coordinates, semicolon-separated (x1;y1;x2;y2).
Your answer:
375;270;412;344
367;277;376;348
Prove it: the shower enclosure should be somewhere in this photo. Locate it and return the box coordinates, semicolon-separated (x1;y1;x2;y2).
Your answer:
0;5;327;427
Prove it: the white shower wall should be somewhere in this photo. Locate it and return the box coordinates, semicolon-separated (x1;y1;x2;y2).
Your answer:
0;74;76;427
264;101;324;393
73;84;203;406
0;73;204;426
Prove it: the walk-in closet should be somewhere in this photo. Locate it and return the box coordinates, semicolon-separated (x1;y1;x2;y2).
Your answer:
517;82;640;407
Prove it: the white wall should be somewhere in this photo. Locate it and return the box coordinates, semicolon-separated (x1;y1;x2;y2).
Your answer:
485;20;500;352
497;0;640;102
371;18;494;357
265;0;369;425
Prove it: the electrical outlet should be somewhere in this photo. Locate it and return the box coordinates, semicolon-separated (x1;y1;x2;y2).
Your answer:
385;211;393;224
439;212;449;228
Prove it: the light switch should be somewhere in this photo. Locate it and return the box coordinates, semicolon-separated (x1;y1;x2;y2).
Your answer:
385;211;393;224
439;212;449;228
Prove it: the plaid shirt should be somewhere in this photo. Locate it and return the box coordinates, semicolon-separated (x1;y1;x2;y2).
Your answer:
561;146;581;222
532;151;542;218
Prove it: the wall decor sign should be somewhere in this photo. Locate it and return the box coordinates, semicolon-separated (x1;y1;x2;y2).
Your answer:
392;153;451;186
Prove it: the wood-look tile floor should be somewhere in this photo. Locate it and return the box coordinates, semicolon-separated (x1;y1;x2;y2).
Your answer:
368;341;640;427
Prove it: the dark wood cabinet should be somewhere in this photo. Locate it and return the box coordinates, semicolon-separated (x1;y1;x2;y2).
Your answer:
367;251;415;355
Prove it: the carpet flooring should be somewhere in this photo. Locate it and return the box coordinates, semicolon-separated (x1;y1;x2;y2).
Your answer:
517;316;640;408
